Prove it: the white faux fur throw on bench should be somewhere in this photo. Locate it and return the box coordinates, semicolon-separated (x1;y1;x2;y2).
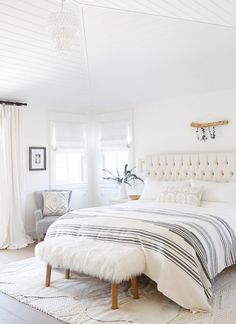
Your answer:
35;237;146;283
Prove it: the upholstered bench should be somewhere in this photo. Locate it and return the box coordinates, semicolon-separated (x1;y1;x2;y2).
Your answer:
35;238;145;309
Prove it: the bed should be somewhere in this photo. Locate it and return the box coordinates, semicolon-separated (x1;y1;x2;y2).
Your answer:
37;152;236;312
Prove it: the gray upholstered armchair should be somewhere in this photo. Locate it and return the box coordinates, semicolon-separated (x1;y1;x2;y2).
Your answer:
34;189;72;242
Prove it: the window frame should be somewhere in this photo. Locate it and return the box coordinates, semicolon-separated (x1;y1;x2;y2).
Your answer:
50;146;87;187
101;147;132;186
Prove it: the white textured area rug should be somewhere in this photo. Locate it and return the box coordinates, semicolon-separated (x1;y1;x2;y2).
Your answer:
0;258;236;324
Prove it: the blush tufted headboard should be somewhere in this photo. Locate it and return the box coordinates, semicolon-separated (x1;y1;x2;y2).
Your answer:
145;152;236;182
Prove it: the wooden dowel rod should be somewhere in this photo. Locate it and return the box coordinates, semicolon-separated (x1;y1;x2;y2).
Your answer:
131;277;139;299
111;283;118;309
45;264;52;287
65;269;70;279
190;120;229;128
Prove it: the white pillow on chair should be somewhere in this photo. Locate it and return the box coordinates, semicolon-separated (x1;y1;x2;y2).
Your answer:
43;191;70;216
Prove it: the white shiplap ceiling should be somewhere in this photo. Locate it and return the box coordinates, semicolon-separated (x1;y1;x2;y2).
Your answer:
0;0;236;111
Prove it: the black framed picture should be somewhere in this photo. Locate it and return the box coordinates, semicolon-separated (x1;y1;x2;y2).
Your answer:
29;147;46;171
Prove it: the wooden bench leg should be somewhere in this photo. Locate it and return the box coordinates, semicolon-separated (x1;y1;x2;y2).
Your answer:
131;276;139;299
45;264;52;287
37;235;42;244
111;282;118;310
65;269;70;279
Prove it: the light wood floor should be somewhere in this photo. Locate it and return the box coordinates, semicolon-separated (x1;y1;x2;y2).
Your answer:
0;244;64;324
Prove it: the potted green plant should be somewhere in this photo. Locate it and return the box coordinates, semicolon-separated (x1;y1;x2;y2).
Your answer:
103;164;143;199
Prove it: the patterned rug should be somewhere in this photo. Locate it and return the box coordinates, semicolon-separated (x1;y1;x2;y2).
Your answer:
0;258;235;324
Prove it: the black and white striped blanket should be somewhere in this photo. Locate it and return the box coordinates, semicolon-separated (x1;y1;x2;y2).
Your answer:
45;201;236;312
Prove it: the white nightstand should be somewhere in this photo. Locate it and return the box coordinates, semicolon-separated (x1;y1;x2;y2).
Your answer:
109;198;129;205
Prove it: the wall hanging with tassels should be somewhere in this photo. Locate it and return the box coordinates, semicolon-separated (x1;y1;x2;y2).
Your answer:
190;120;229;142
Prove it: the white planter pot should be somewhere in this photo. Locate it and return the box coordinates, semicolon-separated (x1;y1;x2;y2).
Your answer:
119;182;128;199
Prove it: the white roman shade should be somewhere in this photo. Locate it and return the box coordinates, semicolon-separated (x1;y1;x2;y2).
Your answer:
100;120;129;149
52;121;85;150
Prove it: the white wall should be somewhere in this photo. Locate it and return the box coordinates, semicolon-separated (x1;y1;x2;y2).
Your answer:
23;88;236;234
134;89;236;158
23;107;91;235
24;106;49;234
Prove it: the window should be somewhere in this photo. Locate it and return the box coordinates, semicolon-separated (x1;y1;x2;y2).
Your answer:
55;151;86;184
50;121;86;185
100;120;132;182
103;150;129;176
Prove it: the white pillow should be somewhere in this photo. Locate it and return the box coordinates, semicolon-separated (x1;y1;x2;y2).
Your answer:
191;179;236;204
158;185;203;206
43;191;69;216
140;178;190;200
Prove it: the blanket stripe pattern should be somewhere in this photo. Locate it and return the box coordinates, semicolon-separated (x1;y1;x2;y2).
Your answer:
45;206;236;311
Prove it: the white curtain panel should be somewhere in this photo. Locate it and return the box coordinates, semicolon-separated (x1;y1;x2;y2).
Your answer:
0;104;29;249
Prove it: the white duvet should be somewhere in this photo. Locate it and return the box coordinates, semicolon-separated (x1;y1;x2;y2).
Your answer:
43;200;236;312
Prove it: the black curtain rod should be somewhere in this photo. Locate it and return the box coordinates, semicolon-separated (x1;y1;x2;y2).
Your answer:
0;100;27;106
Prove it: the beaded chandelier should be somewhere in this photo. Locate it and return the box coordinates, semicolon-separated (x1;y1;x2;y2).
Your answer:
48;0;80;54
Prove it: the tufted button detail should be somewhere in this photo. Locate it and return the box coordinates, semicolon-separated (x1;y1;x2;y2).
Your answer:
144;154;236;182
